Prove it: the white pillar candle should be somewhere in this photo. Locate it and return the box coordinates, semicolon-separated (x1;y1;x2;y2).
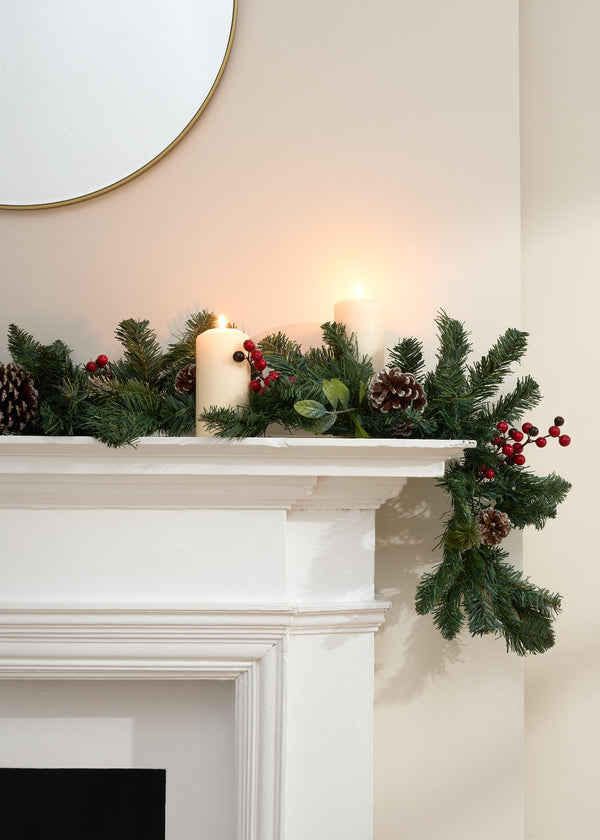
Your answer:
333;286;385;370
195;317;251;436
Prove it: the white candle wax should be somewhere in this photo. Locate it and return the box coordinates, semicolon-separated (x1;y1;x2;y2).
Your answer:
195;324;251;436
333;291;385;370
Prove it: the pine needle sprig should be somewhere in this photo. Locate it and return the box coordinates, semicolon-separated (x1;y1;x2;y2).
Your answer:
111;319;165;387
483;375;542;425
466;327;529;406
424;311;472;400
163;310;218;376
387;336;426;380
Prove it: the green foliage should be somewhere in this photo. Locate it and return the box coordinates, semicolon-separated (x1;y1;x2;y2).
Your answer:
163;310;218;378
4;310;572;656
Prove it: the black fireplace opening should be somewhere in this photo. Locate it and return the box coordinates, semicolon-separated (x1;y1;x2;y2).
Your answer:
0;768;166;840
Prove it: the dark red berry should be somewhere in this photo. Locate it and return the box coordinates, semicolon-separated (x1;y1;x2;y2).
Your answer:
522;422;533;433
510;429;524;442
491;435;503;446
514;453;526;466
554;416;565;427
536;437;547;448
497;421;509;433
484;468;495;480
249;380;262;392
548;425;561;437
232;350;245;363
254;358;267;371
243;339;256;352
528;426;539;437
95;354;108;367
85;361;97;373
502;443;514;457
559;434;571;447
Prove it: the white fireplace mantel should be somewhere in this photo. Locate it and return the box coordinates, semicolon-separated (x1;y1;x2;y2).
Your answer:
0;436;473;840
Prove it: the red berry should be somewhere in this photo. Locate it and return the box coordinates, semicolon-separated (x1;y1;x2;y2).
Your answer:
510;429;524;442
251;349;263;361
95;354;108;367
514;453;526;466
289;376;297;383
254;358;267;371
243;339;256;352
502;443;514;457
548;425;561;437
249;380;262;392
535;437;547;448
484;468;495;480
497;421;509;433
85;361;97;373
559;434;571;447
491;435;503;446
513;443;523;453
269;371;280;380
522;422;533;433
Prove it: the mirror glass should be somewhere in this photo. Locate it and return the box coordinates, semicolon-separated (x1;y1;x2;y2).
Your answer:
0;0;236;208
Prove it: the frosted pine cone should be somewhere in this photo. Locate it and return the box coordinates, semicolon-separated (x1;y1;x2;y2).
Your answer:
0;362;39;434
367;368;427;414
174;363;196;394
476;507;511;546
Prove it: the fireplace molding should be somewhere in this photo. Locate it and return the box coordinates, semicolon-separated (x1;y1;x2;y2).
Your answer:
0;435;472;840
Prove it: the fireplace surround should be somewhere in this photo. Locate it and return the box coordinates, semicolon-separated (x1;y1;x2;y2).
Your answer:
0;436;471;839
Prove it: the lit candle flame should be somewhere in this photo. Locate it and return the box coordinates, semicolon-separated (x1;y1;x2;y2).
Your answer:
218;314;227;329
354;284;363;298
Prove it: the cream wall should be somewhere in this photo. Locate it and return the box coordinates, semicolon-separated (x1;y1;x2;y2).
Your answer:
0;2;527;838
521;2;599;838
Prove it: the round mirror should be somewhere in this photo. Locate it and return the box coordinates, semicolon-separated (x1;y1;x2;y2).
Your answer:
0;0;237;209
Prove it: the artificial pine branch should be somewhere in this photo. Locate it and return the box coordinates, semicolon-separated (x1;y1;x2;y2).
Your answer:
466;327;529;405
163;310;218;376
387;336;426;380
111;319;165;387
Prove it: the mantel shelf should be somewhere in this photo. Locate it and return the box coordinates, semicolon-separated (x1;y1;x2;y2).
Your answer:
0;435;474;510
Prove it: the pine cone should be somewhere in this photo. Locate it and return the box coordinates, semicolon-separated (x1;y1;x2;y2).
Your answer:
367;368;427;414
476;507;511;546
0;362;39;434
174;363;196;394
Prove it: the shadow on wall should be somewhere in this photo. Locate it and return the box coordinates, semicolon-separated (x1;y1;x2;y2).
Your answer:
374;478;464;705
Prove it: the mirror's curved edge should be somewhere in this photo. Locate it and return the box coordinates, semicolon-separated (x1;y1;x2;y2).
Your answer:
0;0;237;212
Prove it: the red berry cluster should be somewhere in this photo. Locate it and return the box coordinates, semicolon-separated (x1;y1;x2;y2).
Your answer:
236;339;284;394
85;354;109;374
491;416;571;467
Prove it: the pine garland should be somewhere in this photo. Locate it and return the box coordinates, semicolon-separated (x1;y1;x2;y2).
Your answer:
3;311;571;655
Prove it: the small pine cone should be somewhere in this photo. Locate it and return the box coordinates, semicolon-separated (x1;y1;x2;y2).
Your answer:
392;421;414;438
0;362;39;434
476;507;511;546
174;363;196;394
367;368;427;414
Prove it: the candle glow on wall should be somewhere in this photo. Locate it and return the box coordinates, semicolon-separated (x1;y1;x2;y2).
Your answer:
195;316;251;436
334;286;385;370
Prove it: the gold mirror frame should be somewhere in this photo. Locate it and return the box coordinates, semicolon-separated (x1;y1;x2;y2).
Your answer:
0;1;237;210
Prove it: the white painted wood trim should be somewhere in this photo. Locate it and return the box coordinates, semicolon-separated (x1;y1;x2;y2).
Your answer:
0;435;474;511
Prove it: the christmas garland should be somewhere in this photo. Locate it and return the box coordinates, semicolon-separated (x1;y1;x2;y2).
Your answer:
1;311;571;655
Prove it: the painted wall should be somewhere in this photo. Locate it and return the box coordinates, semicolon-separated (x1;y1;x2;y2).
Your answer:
0;2;526;837
521;2;599;838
